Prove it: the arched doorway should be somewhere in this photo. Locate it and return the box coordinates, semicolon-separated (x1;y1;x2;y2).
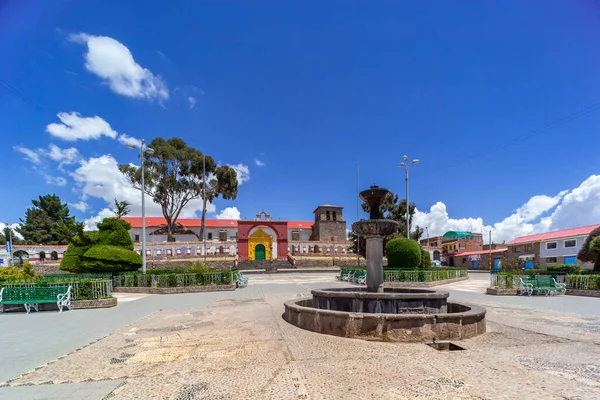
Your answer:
255;244;266;260
449;256;455;267
433;250;440;261
51;251;58;261
39;251;46;262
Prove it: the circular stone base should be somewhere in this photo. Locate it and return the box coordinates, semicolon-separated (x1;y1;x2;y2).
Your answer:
311;287;449;314
284;296;486;342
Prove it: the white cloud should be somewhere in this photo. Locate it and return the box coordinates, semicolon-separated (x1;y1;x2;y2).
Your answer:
546;175;600;230
117;134;142;148
227;163;250;185
71;154;216;222
48;144;80;165
42;173;67;186
254;158;265;167
413;175;600;244
188;96;196;109
0;222;23;239
216;207;241;220
46;112;118;141
69;201;89;212
70;33;169;101
83;207;114;231
14;146;41;164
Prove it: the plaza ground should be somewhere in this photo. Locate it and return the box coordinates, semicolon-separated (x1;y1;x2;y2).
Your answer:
1;272;599;399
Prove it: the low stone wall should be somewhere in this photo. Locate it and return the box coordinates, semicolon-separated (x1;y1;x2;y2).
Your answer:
284;298;486;342
384;276;468;288
294;257;372;268
71;297;117;309
113;284;235;294
486;288;519;296
566;289;600;297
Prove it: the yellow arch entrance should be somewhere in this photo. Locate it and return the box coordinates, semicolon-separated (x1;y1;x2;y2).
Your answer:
248;229;273;260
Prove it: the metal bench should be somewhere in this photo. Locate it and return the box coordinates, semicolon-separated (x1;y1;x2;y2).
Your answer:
0;285;72;314
519;277;565;297
236;271;248;288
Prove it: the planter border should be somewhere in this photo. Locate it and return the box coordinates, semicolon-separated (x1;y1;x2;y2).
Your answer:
113;284;235;294
71;297;117;309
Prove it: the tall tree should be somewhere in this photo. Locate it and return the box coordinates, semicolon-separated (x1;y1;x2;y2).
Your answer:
350;191;423;256
119;137;239;242
1;226;21;245
113;198;131;219
17;194;83;244
577;226;600;269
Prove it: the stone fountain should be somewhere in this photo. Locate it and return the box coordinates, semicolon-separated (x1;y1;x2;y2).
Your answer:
283;185;486;342
352;185;399;293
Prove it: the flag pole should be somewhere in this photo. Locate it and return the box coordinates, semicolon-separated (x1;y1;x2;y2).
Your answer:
356;162;360;267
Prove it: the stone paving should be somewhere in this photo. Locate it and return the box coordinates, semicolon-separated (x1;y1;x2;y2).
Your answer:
1;273;600;399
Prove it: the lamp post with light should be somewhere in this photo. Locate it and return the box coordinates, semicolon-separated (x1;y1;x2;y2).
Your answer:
398;155;419;239
127;139;155;274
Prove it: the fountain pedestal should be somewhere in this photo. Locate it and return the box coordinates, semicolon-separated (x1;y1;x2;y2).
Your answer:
365;236;384;292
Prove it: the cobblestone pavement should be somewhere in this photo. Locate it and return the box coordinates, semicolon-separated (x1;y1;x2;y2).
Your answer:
1;273;600;399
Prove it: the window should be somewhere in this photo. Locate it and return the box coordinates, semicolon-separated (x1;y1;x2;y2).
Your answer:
546;257;558;263
219;230;227;241
134;234;140;242
207;232;213;240
326;211;331;221
564;239;576;248
431;242;437;247
513;246;521;253
291;231;300;241
546;242;557;250
459;243;465;249
462;258;467;263
332;211;337;221
524;244;533;251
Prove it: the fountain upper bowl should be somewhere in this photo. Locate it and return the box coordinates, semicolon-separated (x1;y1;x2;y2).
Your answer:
352;219;398;236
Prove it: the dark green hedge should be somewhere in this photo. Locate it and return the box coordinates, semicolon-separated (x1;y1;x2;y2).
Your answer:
385;238;422;268
420;249;432;269
114;270;233;288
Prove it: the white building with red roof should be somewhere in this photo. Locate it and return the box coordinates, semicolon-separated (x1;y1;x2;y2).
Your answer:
506;224;600;268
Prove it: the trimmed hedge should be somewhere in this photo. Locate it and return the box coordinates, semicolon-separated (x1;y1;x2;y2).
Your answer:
420;249;432;269
385;238;422;269
339;267;468;282
114;270;233;288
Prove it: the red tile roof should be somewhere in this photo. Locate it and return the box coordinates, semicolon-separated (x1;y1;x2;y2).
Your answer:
454;248;507;257
122;217;238;228
121;217;314;230
506;224;600;245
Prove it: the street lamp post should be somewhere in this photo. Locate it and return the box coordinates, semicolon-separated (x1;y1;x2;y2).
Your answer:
127;139;154;274
425;227;430;247
398;155;419;239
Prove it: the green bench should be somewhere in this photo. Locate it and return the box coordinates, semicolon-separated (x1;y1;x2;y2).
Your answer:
0;285;72;314
519;277;566;297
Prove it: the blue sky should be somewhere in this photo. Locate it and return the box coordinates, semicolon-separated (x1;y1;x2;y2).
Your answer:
1;0;600;241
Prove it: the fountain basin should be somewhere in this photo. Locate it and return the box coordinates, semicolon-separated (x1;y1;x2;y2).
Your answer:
311;287;448;314
284;297;486;342
352;219;398;237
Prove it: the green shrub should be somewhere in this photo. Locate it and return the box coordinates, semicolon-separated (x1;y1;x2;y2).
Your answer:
546;264;581;274
0;264;39;283
385;238;422;268
80;245;142;273
420;249;432;269
186;262;209;274
106;229;134;249
60;217;140;273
